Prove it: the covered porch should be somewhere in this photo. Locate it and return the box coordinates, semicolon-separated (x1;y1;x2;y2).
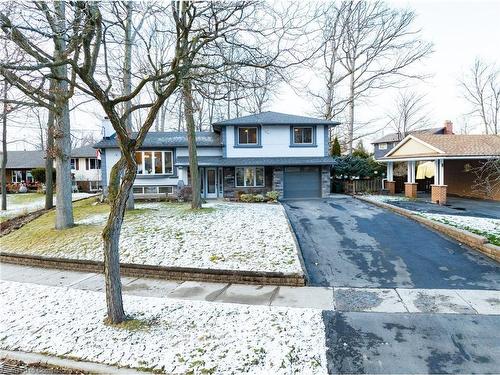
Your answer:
380;134;500;204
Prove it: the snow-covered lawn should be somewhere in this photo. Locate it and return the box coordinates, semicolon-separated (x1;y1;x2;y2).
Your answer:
362;195;410;204
1;199;302;274
0;281;327;374
418;213;500;245
0;192;95;221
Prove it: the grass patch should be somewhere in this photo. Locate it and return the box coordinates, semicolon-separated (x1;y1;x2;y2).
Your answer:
1;198;109;255
105;316;157;331
7;192;46;205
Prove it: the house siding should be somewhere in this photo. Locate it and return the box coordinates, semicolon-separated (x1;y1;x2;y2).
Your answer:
225;125;326;158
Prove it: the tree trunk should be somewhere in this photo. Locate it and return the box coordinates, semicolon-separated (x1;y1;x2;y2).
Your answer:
45;108;55;210
347;71;355;155
102;156;133;324
182;80;202;209
1;80;7;211
53;1;73;229
124;1;135;211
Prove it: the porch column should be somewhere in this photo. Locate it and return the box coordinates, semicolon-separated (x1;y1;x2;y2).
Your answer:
404;160;418;198
385;162;395;194
431;159;447;204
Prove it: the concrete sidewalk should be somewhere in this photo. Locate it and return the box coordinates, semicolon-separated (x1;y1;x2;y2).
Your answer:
1;263;499;314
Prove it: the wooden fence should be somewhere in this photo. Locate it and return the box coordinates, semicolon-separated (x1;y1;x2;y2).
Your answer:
337;178;382;194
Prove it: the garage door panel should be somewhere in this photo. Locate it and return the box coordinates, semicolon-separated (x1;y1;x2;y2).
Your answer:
284;166;321;199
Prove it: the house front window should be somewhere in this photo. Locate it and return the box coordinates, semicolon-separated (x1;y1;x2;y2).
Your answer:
70;158;78;170
238;127;258;145
133;185;174;194
11;170;26;183
85;158;100;170
235;167;265;187
292;127;313;144
135;151;174;175
378;143;387;150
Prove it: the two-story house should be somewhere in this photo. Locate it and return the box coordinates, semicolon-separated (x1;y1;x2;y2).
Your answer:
70;146;102;192
95;112;340;199
1;147;101;192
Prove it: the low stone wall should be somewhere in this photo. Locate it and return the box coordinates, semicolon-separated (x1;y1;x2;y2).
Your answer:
0;253;306;287
355;195;500;263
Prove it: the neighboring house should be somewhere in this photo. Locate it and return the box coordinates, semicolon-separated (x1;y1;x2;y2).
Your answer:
70;146;102;192
372;121;454;160
380;133;500;202
95;111;340;199
0;151;45;185
0;148;101;192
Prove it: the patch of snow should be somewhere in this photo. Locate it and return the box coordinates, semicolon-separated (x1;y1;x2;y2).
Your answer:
421;213;500;236
363;195;410;203
0;193;96;220
76;213;108;226
0;281;327;374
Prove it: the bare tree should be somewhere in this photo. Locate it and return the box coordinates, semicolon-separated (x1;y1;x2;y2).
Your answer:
388;91;431;137
311;1;433;153
472;159;500;198
1;2;77;228
460;58;499;135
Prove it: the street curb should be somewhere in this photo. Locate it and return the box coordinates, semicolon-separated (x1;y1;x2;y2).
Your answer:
0;349;144;374
354;195;500;263
0;252;306;287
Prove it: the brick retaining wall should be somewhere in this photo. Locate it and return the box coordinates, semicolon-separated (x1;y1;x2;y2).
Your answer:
0;253;306;286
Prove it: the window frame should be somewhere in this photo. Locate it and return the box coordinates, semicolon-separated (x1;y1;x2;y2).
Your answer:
290;126;317;147
378;143;388;150
135;150;174;176
235;166;265;187
132;185;174;195
234;126;261;148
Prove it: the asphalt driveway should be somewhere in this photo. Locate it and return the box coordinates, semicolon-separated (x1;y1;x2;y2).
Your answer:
283;196;500;289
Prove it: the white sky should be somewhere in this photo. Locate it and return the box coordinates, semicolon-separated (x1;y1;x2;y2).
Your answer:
272;0;500;145
6;0;500;151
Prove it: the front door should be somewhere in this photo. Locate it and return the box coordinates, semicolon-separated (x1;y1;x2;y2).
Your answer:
206;168;217;198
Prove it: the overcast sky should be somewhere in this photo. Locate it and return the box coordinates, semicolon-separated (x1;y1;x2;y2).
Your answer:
6;0;500;151
272;0;500;145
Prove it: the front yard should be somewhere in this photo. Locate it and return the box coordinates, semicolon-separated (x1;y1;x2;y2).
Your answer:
364;195;500;246
0;280;327;374
1;198;302;274
0;192;94;222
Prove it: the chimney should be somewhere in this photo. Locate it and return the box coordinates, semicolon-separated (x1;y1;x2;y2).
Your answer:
102;116;115;138
443;120;453;134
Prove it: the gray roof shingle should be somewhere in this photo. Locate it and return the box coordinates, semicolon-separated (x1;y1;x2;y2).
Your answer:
71;146;98;158
212;111;339;128
1;147;101;169
94;131;221;149
372;127;446;144
0;151;45;169
175;156;334;167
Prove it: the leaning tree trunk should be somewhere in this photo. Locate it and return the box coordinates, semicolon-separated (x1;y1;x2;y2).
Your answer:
1;80;7;211
102;156;136;324
182;79;202;209
45;108;55;210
